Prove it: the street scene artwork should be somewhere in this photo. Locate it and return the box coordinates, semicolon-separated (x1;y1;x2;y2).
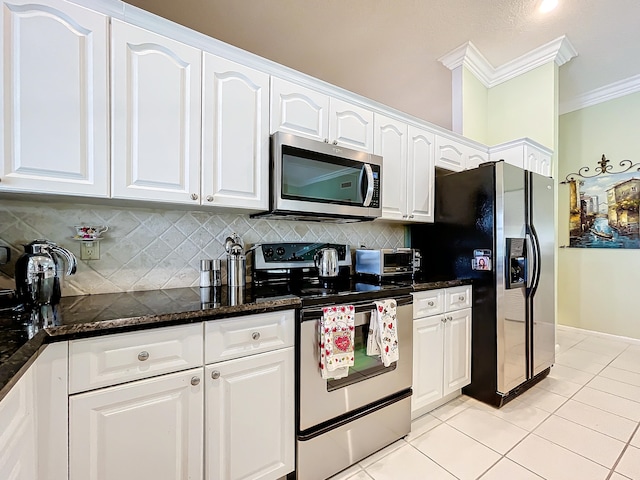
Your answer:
569;171;640;249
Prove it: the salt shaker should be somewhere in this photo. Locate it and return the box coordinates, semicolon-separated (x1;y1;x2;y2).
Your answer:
200;259;214;288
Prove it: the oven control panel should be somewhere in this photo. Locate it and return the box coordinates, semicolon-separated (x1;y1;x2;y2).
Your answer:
253;242;351;270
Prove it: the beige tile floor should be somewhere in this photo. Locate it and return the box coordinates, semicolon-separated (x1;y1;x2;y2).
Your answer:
329;327;640;480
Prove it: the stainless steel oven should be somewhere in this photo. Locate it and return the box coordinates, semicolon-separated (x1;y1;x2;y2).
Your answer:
251;242;413;480
297;295;413;480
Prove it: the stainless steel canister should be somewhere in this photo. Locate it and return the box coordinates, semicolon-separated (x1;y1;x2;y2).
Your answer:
227;254;246;287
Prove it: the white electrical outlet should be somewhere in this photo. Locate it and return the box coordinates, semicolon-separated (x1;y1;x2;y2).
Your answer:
80;241;100;260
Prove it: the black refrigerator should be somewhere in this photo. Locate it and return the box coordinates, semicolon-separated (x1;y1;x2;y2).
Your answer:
411;161;555;407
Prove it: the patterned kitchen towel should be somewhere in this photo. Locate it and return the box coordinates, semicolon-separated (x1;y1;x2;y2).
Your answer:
371;299;399;367
319;305;355;380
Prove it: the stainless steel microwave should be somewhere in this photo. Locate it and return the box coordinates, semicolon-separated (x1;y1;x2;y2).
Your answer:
252;132;382;222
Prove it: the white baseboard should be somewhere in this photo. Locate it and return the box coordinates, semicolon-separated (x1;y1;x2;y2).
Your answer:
557;324;640;346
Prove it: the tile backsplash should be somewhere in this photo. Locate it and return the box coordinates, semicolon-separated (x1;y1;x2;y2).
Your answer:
0;199;405;296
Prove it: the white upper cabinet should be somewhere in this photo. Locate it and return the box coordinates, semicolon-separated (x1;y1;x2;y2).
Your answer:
435;135;488;172
375;114;407;220
407;125;435;223
328;97;374;152
435;136;466;172
375;114;434;222
489;138;553;177
271;77;373;152
0;0;109;197
270;77;329;141
202;54;269;209
111;19;202;204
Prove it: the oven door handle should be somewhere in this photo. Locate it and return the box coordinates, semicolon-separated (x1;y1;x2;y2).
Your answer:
300;295;412;322
354;309;371;328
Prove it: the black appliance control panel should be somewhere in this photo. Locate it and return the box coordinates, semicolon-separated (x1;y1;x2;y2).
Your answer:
253;242;351;270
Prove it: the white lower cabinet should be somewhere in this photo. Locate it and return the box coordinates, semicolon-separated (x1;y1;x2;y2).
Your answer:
205;348;294;480
0;365;36;480
66;311;295;480
0;342;68;480
412;286;472;419
69;367;204;480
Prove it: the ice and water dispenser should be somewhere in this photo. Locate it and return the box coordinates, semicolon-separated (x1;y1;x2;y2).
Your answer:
505;238;526;289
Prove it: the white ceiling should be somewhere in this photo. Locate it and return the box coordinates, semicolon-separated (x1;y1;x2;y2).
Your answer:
126;0;640;129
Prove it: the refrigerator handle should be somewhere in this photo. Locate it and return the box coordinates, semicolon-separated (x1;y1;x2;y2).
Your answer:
526;226;542;294
525;233;535;288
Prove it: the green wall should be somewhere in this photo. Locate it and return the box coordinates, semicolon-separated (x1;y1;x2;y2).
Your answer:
487;63;557;149
558;92;640;339
461;66;488;144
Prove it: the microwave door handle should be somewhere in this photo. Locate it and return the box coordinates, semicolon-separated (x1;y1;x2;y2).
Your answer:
362;164;375;207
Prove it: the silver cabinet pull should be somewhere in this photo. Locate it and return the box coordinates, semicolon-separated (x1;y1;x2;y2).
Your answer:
138;351;149;361
428;301;435;306
441;317;447;323
211;370;221;380
332;140;338;145
252;331;260;341
458;295;465;301
191;376;200;386
206;195;213;202
190;193;199;201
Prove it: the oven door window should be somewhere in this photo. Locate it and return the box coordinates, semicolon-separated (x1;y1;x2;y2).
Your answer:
282;148;368;206
327;319;396;391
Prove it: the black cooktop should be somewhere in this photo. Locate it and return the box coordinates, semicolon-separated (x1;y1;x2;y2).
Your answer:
252;272;413;308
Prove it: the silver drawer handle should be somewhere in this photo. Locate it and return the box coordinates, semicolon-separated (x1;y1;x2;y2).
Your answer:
191;376;200;386
458;296;465;301
252;332;261;341
138;351;149;361
211;370;221;380
441;317;447;323
428;301;435;306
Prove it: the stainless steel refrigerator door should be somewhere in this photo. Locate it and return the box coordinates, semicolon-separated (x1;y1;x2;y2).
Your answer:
529;172;556;377
496;163;528;394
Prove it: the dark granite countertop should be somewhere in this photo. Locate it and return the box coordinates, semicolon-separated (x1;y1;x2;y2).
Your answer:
0;286;300;401
412;278;472;292
0;279;472;401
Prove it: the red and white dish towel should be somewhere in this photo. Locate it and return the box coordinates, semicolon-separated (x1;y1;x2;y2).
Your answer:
319;305;355;379
366;299;399;367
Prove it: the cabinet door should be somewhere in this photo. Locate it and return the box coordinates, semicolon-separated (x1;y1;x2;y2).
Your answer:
0;0;109;197
69;368;204;480
206;348;294;480
407;126;435;222
111;19;202;204
270;77;328;141
329;98;374;153
202;54;269;209
374;114;407;220
0;366;36;480
434;136;466;172
525;146;552;177
443;308;472;396
412;315;444;417
465;145;488;170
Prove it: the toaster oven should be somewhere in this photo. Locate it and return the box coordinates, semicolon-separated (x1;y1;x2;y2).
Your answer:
355;248;421;277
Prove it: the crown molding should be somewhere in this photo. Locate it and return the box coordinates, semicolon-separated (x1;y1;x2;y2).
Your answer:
439;35;577;88
559;74;640;115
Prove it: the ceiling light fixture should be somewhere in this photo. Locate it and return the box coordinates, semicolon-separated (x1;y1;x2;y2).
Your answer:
539;0;558;13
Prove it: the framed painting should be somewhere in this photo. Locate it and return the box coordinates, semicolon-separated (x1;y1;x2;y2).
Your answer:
569;171;640;248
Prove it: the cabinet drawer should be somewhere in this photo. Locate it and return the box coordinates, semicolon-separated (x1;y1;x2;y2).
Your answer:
445;285;472;311
413;290;445;318
205;310;294;364
69;323;203;394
